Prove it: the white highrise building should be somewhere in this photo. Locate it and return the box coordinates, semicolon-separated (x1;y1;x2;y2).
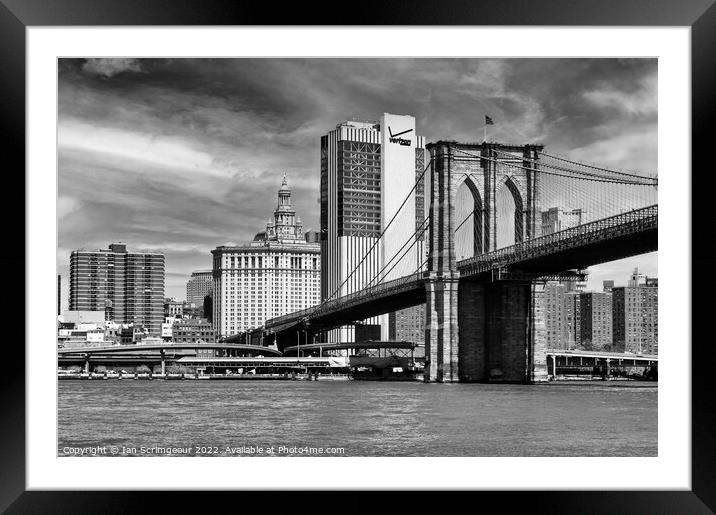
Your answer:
212;175;321;338
320;113;427;342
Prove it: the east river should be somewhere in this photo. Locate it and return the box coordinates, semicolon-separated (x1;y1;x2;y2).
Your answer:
58;380;657;457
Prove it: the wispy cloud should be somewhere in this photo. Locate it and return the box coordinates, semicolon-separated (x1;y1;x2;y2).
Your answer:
82;58;142;78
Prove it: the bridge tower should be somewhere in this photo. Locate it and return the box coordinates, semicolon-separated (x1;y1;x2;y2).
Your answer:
424;142;460;382
425;141;547;383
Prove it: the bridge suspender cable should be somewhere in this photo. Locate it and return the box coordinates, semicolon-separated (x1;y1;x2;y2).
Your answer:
324;157;433;303
376;223;430;286
363;215;430;290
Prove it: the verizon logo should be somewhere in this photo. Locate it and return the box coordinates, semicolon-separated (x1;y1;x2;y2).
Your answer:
388;126;413;146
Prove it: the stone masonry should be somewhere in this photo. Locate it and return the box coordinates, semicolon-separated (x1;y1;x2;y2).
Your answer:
425;141;548;383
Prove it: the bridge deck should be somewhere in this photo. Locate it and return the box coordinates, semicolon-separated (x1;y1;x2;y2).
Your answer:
258;205;657;337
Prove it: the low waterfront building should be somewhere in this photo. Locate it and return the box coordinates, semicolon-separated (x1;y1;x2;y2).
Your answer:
172;319;217;358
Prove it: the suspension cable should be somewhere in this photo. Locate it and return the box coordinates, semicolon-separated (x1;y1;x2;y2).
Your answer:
324;156;433;302
373;220;430;287
364;215;430;289
538;150;655;180
490;147;657;185
450;148;654;186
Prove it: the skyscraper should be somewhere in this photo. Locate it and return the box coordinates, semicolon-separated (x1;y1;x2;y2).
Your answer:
212;175;321;338
320;114;426;342
186;270;213;306
69;243;165;335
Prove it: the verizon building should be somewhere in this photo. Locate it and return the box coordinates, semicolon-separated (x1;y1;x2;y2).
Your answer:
320;113;426;342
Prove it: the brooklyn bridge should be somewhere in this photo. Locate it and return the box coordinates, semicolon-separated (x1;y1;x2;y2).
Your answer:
228;141;658;383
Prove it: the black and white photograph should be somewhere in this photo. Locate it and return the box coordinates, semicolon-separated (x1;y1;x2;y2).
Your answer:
55;57;659;458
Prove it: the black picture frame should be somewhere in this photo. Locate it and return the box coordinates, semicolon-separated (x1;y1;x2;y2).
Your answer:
3;0;714;512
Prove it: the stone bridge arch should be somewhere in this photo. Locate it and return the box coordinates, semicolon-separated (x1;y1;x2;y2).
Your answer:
455;172;485;257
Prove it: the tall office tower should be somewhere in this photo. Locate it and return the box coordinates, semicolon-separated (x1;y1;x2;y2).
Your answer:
612;284;658;354
320;114;426;342
579;292;613;351
212;175;321;338
186;270;213;307
69;243;165;335
541;207;583;236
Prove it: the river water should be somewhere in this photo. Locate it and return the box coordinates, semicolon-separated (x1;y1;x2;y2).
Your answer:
58;380;657;457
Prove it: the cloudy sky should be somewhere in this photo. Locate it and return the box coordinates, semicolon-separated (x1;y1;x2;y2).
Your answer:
58;58;657;303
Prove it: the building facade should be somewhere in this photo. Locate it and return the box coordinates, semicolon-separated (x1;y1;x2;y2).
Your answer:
563;291;581;349
389;305;425;347
69;243;165;335
534;279;587;351
212;175;321;338
186;270;213;307
612;285;658;354
172;319;216;358
579;292;613;351
320;114;427;342
541;207;583;236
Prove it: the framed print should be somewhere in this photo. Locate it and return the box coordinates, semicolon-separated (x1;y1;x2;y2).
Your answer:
4;0;715;511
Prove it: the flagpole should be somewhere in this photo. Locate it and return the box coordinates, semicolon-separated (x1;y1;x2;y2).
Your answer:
484;123;487;142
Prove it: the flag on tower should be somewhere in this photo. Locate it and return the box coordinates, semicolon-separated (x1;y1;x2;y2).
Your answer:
485;115;494;125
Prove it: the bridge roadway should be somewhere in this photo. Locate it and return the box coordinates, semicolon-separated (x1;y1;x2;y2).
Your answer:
262;205;658;336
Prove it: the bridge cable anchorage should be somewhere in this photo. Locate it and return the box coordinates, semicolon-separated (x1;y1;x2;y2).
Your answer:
491;147;657;186
323;156;433;303
363;215;431;290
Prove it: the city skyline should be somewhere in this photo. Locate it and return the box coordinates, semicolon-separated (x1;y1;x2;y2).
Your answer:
57;58;658;301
